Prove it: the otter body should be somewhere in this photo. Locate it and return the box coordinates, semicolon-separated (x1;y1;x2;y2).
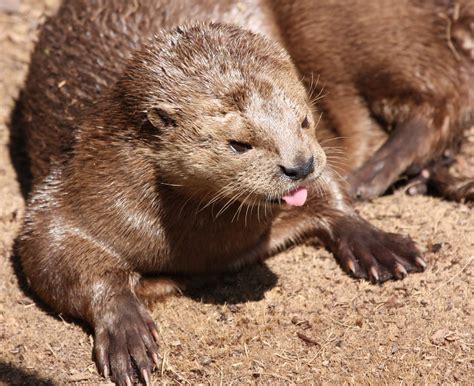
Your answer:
14;1;429;385
272;0;474;200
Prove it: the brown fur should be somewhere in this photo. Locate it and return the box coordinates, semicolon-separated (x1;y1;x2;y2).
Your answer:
12;1;431;385
271;0;474;200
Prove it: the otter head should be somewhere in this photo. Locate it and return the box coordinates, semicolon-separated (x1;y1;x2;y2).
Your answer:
117;23;326;209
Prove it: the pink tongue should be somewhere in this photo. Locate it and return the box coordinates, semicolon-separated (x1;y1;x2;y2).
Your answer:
282;187;308;206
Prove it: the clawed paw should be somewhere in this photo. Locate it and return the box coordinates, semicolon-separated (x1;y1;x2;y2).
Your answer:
329;217;426;282
94;295;160;385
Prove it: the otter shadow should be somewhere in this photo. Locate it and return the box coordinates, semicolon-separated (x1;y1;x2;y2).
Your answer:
0;361;54;386
8;95;33;198
181;261;278;305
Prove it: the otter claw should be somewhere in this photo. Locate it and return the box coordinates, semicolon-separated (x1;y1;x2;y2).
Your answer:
142;369;151;386
408;183;428;196
103;365;109;379
347;259;356;275
394;263;408;279
150;325;160;342
416;257;427;269
370;266;380;282
152;353;161;369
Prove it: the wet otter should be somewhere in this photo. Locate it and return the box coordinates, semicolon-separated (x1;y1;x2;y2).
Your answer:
14;1;426;385
272;0;474;201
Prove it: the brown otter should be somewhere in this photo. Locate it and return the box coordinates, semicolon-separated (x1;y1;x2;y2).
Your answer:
271;0;474;201
13;1;426;385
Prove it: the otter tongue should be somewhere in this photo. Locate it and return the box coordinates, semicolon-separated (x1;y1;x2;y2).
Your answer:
282;187;308;206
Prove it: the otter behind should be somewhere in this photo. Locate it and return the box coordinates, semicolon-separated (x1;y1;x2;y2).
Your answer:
271;0;474;201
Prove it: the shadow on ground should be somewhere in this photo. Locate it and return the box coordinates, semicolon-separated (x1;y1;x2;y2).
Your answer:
0;362;54;386
182;261;279;304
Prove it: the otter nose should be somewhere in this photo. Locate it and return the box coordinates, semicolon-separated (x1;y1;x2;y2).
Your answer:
280;156;314;180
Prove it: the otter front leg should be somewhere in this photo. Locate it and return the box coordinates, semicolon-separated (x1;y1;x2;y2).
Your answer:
19;225;159;386
347;115;447;200
272;210;425;282
269;175;426;282
316;214;426;281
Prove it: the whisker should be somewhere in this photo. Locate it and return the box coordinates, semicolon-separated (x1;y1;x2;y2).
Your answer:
215;188;246;219
159;182;184;187
198;181;239;212
314;111;323;131
327;166;348;184
232;187;253;223
319;136;350;145
326;158;351;168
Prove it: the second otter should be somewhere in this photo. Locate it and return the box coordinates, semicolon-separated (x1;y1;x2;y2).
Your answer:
273;0;474;201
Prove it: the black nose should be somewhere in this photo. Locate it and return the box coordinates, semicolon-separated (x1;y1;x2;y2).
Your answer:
280;156;314;180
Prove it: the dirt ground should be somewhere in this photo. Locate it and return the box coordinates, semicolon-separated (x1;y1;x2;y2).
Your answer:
0;1;473;385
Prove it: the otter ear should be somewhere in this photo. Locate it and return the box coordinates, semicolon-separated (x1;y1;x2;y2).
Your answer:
147;105;177;129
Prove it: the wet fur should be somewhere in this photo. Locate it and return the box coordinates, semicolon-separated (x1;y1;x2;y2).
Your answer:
13;1;431;384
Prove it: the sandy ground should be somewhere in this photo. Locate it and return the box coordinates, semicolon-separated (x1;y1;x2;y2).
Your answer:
0;1;473;385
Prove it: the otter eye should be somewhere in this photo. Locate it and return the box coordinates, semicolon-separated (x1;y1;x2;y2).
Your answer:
301;115;309;129
229;140;252;154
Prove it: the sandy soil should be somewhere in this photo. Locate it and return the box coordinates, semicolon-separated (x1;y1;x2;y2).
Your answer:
0;1;473;385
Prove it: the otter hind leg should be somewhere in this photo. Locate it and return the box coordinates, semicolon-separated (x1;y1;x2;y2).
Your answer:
320;88;387;172
135;277;184;307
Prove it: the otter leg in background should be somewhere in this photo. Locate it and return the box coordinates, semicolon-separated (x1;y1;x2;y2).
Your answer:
266;171;426;282
346;115;448;200
314;87;387;172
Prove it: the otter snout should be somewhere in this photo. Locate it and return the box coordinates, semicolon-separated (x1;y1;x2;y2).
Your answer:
279;155;314;180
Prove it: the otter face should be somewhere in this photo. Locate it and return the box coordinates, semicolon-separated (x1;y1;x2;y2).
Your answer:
120;23;327;208
154;85;326;208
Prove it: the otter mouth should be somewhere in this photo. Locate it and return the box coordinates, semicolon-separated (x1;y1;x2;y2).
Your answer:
269;186;308;207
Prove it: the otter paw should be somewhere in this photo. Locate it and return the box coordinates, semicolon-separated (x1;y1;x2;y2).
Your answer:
405;168;430;196
456;180;474;202
94;295;160;386
330;217;426;282
346;167;393;201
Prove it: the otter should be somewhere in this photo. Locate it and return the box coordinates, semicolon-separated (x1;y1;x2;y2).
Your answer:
13;1;426;385
271;0;474;201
